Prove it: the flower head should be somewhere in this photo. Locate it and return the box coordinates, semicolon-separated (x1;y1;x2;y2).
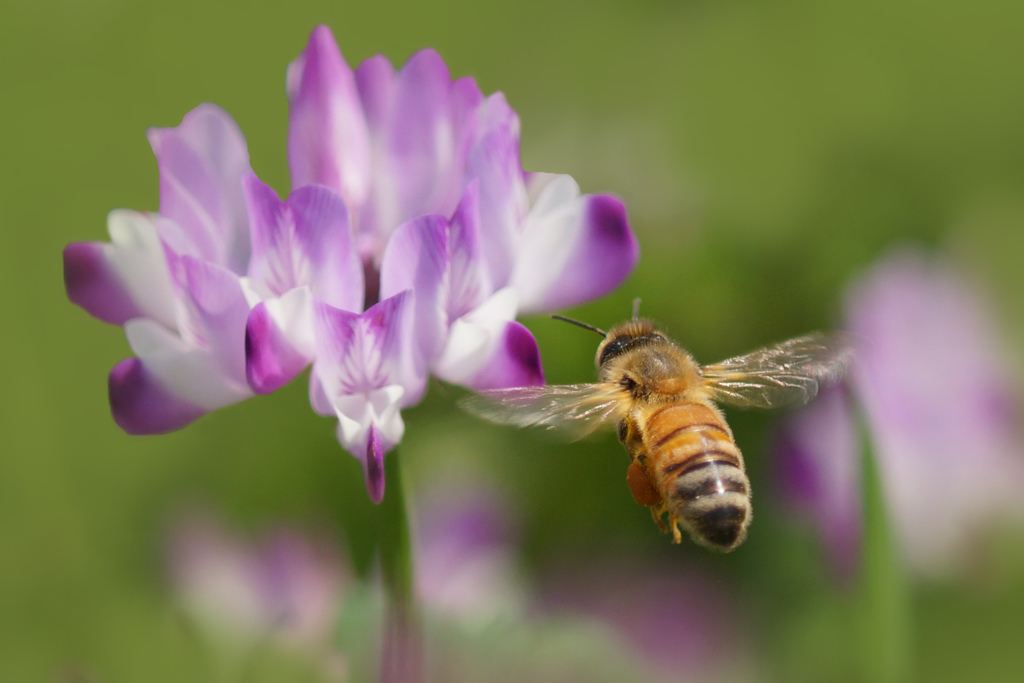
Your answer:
415;478;525;622
64;25;639;502
540;559;742;681
167;511;348;650
775;249;1024;578
774;385;862;580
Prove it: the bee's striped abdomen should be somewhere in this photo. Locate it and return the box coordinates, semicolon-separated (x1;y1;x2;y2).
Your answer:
645;402;752;551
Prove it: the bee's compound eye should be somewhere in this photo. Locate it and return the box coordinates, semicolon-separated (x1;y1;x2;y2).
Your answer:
599;337;629;366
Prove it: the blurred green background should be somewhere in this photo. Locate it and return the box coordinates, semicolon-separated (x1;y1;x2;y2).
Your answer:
2;0;1024;681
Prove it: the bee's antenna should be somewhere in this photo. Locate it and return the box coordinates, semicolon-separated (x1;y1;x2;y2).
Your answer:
551;314;607;337
632;297;642;320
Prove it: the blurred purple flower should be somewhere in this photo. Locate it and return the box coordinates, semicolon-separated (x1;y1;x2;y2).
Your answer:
774;386;862;579
167;512;348;651
413;475;741;679
540;559;741;681
415;480;526;622
64;24;639;503
776;249;1024;578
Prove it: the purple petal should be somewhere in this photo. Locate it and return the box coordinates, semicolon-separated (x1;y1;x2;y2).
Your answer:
109;357;207;434
446;181;493;319
244;175;363;311
287;25;370;211
311;293;420;482
365;425;386;504
433;288;543;390
242;174;290;291
467;321;544;390
464;114;525;289
64;211;178;328
312;291;418;400
245;290;314;394
147;103;253;273
64;242;143;325
379;215;449;366
350;54;397;251
513;180;638;315
451;76;485;145
773;386;862;580
354;54;397;136
354;55;485;257
387;49;459;221
288;184;363;310
180;257;251;386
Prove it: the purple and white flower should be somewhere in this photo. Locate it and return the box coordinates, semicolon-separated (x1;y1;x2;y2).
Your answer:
64;25;639;502
415;478;525;623
167;511;348;650
64;104;257;434
775;249;1024;578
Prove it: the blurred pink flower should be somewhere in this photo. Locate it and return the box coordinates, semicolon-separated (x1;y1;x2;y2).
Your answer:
414;480;526;622
776;248;1024;578
167;512;348;649
413;477;743;680
539;559;742;681
774;385;862;580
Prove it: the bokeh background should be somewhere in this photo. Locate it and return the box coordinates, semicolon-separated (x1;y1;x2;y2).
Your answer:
3;0;1024;681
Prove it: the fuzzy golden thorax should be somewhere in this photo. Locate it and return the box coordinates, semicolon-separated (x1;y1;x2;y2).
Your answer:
595;319;703;403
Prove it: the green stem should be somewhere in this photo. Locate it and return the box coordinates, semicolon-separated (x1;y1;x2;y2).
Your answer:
376;449;422;683
857;414;912;683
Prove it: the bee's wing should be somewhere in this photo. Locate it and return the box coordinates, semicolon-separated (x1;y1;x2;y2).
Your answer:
701;332;856;409
460;383;628;440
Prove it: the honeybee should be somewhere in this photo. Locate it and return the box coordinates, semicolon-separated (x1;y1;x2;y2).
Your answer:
464;307;854;552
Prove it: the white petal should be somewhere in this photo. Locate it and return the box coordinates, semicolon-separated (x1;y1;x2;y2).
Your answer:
433;287;518;385
106;209;179;330
508;176;582;308
333;384;406;454
125;318;251;410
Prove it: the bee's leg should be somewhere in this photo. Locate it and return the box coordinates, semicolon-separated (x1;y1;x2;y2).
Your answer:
668;513;683;544
650;505;668;533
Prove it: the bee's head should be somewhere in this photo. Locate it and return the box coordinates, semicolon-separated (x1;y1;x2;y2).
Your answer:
595;319;668;368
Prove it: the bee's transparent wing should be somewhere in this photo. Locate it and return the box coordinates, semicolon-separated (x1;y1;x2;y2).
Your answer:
702;332;856;409
460;383;628;440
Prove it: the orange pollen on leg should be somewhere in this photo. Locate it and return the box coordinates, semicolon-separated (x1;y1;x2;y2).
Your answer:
627;460;662;507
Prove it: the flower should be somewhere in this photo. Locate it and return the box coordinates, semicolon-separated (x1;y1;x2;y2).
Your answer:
64;25;639;502
415;477;526;623
775;249;1024;578
275;26;638;384
64;104;257;434
539;559;743;682
167;511;348;652
773;385;862;580
286;27;638;312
